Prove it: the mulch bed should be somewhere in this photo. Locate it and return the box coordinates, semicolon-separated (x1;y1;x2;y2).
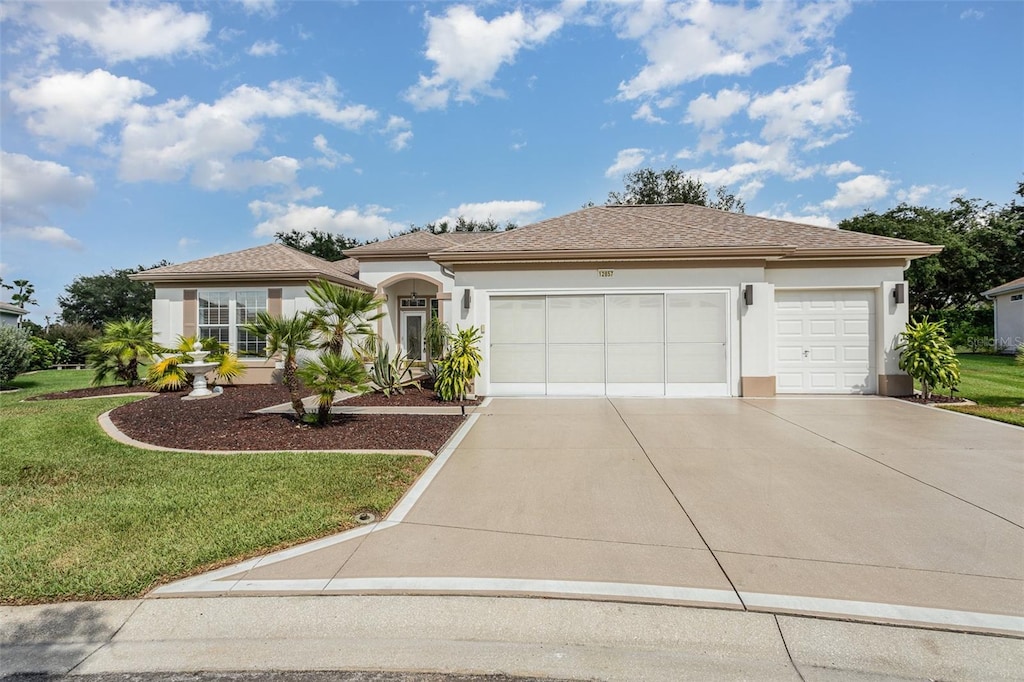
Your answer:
895;393;973;405
108;384;464;453
342;386;480;407
27;385;155;401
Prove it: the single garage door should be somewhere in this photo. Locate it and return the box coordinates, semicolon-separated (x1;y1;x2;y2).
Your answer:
775;289;876;394
489;292;730;397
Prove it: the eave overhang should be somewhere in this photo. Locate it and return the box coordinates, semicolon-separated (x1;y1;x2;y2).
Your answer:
130;270;374;291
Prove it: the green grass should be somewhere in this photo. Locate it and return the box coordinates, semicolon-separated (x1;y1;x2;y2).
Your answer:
940;353;1024;427
0;370;430;604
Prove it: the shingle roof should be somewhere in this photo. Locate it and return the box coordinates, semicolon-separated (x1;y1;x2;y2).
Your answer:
344;230;493;257
132;244;373;290
982;276;1024;297
430;204;942;262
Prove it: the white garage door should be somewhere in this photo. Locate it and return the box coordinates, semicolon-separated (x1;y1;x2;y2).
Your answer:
775;290;876;394
489;293;730;396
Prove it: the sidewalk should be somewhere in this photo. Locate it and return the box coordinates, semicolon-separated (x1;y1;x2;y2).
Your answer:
4;595;1022;680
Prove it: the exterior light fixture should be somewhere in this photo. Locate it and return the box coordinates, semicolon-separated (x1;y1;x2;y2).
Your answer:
743;284;754;306
462;289;472;310
893;283;905;304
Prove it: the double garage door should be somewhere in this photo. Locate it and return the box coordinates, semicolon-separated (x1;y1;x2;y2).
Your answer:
488;292;730;396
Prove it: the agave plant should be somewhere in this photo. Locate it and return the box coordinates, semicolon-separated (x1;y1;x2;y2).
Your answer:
435;325;483;401
242;311;317;418
85;318;162;387
305;278;385;356
297;352;369;425
146;335;246;391
369;343;420;396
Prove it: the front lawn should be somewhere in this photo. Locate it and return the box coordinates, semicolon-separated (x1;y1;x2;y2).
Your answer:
0;370;430;604
942;353;1024;427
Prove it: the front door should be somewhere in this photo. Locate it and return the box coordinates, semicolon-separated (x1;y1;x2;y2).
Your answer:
401;311;426;361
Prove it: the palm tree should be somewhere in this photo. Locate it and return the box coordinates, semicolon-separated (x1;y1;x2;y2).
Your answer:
297;353;369;425
305;279;384;357
242;311;316;418
86;318;162;387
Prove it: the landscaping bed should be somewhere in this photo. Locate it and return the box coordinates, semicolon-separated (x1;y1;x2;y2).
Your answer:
26;384;155;400
109;384;465;453
895;393;972;405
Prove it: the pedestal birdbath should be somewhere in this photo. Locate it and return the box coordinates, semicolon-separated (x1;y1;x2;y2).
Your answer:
180;342;221;400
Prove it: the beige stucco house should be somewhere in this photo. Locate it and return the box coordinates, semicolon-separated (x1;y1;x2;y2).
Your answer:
982;276;1024;353
136;204;942;396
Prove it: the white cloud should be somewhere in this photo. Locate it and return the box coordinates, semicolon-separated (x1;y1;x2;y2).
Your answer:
247;39;282;57
382;116;413;151
236;0;278;15
824;160;862;176
616;0;851;100
686;87;750;128
0;151;91;251
312;134;353;168
17;1;210;63
3;225;83;250
178;237;198;248
896;184;937;204
960;9;984;20
191;156;301;191
249;201;405;241
119;78;377;190
0;151;95;211
436;199;544;225
632;103;666;124
747;61;854;145
756;210;834;228
820;174;891;210
0;263;10;278
9;69;155;146
404;4;563;110
739;179;764;200
605;147;648;177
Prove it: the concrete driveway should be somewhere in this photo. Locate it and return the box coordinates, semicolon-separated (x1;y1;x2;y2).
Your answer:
155;397;1024;636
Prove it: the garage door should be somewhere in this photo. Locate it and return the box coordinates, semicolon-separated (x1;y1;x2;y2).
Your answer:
775;290;876;394
489;292;730;396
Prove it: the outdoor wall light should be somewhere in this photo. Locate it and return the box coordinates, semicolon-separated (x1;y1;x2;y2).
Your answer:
462;288;472;310
893;283;906;304
743;284;754;306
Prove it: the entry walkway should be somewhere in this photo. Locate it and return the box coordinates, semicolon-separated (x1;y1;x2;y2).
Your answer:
153;397;1024;636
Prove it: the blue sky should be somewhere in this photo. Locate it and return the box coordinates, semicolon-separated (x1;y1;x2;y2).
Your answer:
1;0;1021;323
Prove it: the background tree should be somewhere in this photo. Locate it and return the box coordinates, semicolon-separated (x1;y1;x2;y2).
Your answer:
405;216;518;234
10;279;38;312
606;166;746;212
274;230;360;262
59;263;169;328
839;187;1024;312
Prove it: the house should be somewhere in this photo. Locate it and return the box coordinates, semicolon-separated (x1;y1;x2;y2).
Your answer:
982;276;1024;353
132;244;373;383
0;301;27;327
137;204;942;396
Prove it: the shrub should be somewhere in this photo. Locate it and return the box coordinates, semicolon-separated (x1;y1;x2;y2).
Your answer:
85;318;162;387
369;343;420;396
435;325;482;401
43;323;99;364
297;352;369;425
897;318;960;400
0;325;33;386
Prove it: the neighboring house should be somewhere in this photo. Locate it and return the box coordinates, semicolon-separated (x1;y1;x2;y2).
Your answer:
137;204;942;396
982;276;1024;353
0;301;27;327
